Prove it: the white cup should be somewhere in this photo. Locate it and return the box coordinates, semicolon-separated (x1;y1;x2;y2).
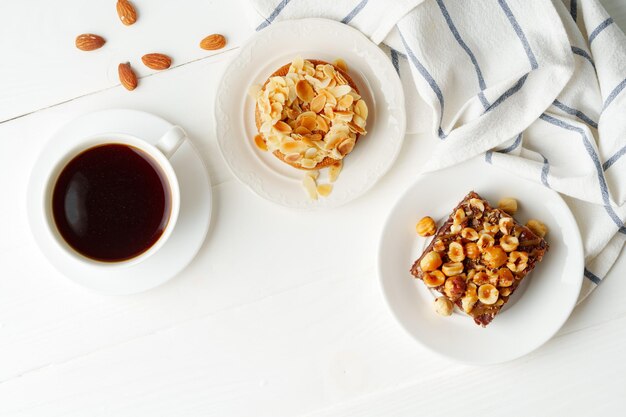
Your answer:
43;126;187;268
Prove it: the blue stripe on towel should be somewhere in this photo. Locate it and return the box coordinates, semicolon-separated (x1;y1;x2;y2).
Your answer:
485;73;528;112
497;0;538;70
584;268;602;285
436;0;490;110
552;99;599;129
500;133;523;153
570;0;577;22
602;78;626;111
255;0;292;31
571;46;596;70
399;33;448;139
603;145;626;171
540;113;626;234
484;133;521;164
390;49;400;75
588;17;614;44
341;0;369;24
389;48;407;59
540;154;551;188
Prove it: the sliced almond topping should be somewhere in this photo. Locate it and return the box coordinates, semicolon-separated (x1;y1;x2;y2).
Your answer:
296;111;317;121
304;147;317;159
279;139;302;154
323;64;335;78
270;102;282;120
347;121;365;135
329;84;352;98
321;90;337;107
352;114;366;128
348;90;361;101
337;94;354;110
290;56;304;72
354;100;368;119
284;153;301;163
337;138;355;156
333;110;354;122
300;116;317;132
294;126;312;135
300;158;317;169
324;134;343;150
333;58;348;72
334;71;348;85
253;134;267;151
272;93;286;105
260;121;272;134
315;115;329;133
310;94;327;113
273;120;292;134
296;80;315;102
259;97;271;115
256;57;368;188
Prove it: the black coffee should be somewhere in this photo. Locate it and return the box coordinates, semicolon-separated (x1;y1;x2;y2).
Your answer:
52;144;171;262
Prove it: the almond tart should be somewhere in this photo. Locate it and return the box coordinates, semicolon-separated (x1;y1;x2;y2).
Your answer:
253;57;368;170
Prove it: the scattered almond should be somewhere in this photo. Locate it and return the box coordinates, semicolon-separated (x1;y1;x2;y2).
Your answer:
302;175;318;200
75;34;105;51
118;62;138;91
200;34;226;50
141;53;172;70
116;0;137;26
317;184;333;197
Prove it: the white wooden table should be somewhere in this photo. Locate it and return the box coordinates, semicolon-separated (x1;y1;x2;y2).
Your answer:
1;1;625;415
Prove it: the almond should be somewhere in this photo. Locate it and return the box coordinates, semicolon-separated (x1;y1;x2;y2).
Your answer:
200;34;226;50
118;63;137;91
75;34;105;51
116;0;137;26
141;53;172;70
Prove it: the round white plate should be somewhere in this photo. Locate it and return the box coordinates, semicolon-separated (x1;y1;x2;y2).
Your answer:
215;18;406;209
378;157;584;364
26;109;212;295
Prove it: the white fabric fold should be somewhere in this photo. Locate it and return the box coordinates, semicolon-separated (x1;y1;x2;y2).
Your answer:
244;0;626;301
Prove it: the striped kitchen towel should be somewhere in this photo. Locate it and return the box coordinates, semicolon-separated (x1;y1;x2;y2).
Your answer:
245;0;626;302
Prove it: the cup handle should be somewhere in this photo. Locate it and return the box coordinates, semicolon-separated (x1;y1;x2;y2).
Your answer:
155;125;187;159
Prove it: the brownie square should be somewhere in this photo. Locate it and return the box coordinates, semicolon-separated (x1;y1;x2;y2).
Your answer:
410;191;549;327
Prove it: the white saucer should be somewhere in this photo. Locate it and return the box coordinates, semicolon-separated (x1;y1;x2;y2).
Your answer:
378;157;583;364
26;109;212;295
215;18;406;209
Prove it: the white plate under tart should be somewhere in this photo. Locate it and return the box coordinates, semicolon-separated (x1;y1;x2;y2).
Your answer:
215;18;406;209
